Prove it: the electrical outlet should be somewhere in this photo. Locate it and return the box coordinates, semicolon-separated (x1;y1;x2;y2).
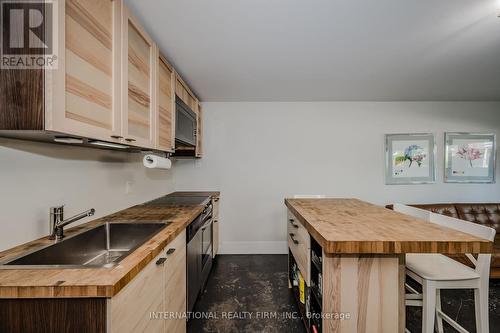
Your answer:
125;180;134;194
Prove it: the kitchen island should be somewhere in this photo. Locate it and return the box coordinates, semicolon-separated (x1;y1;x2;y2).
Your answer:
284;198;492;333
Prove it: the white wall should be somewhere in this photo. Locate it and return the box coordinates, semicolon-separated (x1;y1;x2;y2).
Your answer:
0;139;174;251
173;102;500;254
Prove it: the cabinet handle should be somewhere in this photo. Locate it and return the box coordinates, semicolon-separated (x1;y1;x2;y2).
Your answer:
125;138;136;142
156;257;167;265
214;198;219;202
289;233;299;244
166;248;175;255
110;135;123;139
214;219;218;223
289;219;299;228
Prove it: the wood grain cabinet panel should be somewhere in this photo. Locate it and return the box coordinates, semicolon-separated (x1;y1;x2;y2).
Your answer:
164;230;187;333
121;7;155;148
0;298;106;333
155;54;175;152
108;249;165;333
47;0;122;142
322;254;404;333
108;231;187;333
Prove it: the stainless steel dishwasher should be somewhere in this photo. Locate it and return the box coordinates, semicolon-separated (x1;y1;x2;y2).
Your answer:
187;201;213;313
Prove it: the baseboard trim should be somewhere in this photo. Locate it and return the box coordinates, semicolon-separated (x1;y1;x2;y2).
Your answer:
218;241;288;254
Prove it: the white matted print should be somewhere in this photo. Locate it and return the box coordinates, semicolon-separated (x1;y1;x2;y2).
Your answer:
445;133;496;183
385;134;436;184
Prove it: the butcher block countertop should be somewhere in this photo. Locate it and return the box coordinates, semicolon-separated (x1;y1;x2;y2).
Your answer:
285;198;493;255
0;191;219;299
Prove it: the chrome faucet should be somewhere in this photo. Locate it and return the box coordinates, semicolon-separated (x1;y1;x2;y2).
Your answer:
49;206;95;240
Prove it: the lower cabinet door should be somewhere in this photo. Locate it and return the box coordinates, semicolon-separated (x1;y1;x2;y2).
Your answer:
164;230;187;333
108;250;165;333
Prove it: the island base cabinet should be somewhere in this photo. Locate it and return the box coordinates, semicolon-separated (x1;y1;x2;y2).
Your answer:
322;253;405;333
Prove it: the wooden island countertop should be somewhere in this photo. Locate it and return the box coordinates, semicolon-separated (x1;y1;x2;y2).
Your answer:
285;198;493;254
0;192;219;299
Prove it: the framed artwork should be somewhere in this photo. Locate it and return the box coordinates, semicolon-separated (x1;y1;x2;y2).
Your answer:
385;133;436;184
445;133;496;183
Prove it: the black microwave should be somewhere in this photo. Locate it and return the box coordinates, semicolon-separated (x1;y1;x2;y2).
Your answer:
175;97;197;146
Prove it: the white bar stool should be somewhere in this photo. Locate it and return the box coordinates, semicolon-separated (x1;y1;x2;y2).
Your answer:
394;204;495;333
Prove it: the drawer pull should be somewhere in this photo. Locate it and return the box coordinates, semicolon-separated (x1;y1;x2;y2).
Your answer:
214;198;219;202
166;248;176;255
156;257;167;265
110;135;123;139
125;138;136;142
289;219;299;228
289;233;299;244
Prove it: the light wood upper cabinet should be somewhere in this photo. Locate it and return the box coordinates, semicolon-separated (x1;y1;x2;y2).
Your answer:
155;53;175;152
175;74;198;113
121;7;155;148
0;0;203;157
46;0;123;143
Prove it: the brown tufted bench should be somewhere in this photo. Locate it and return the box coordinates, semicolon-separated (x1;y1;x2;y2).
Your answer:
386;203;500;279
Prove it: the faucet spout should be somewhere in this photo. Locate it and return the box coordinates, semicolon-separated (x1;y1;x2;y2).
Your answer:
56;208;95;229
49;206;95;241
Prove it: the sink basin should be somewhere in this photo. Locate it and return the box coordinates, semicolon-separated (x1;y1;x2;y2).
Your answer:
3;222;169;268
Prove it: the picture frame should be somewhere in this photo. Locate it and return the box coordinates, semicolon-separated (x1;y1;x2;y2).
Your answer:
444;132;496;183
385;133;436;185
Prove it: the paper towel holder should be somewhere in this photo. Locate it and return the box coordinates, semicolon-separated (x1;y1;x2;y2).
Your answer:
141;151;171;159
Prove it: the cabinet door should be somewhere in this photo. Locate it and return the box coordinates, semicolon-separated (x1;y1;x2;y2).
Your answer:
47;0;122;143
108;250;165;333
164;230;187;333
156;53;175;152
121;7;155;148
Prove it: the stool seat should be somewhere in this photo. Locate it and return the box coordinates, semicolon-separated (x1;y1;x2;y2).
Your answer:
406;254;480;281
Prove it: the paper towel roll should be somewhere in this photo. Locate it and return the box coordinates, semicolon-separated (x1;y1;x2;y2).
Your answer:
143;155;172;169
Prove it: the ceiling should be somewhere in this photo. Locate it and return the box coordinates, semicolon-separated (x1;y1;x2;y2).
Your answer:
126;0;500;101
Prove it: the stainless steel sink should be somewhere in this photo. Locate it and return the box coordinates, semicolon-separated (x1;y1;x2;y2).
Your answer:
2;222;169;268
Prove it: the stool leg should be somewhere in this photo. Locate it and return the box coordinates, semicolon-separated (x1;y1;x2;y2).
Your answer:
474;286;489;333
422;281;436;333
435;289;443;333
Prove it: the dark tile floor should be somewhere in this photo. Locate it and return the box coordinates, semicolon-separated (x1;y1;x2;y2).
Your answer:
188;255;305;333
188;255;500;333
